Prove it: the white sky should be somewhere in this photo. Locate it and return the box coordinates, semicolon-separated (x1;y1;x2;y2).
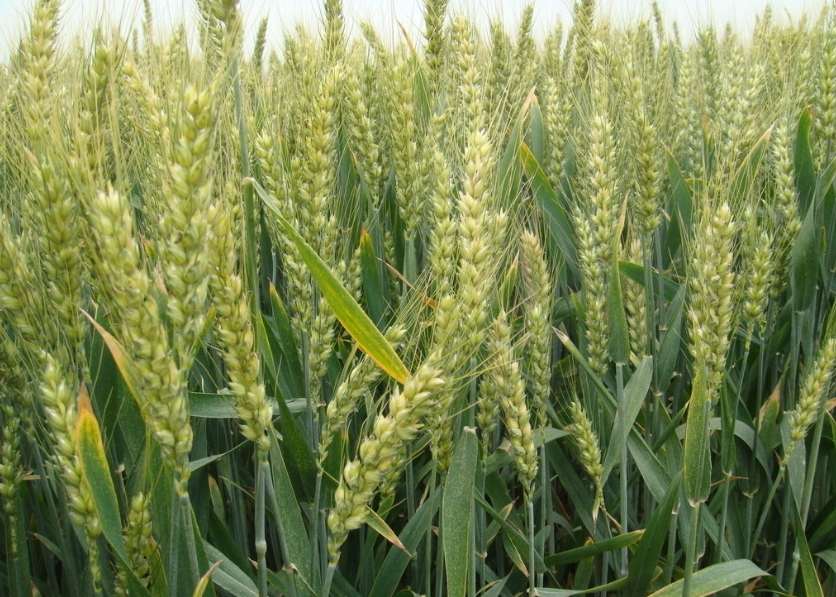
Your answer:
0;0;828;61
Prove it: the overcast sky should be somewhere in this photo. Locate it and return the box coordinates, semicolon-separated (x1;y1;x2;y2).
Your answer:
0;0;828;61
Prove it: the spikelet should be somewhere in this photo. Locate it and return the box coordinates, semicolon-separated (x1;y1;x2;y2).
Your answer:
208;200;272;453
688;202;736;398
769;118;802;299
158;81;219;371
0;402;23;529
40;356;103;587
327;365;443;564
343;64;382;196
18;0;60;142
89;188;192;494
423;0;450;89
116;493;156;595
388;57;424;242
509;4;536;115
568;400;605;520
623;239;648;363
320;326;407;463
486;20;512;129
0;217;46;352
487;311;538;502
785;337;836;461
814;25;836;166
520;230;554;422
477;376;500;456
28;156;87;365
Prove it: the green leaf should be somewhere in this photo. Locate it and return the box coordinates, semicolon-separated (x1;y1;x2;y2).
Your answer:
655;285;685;394
790;196;819;312
519;142;578;278
84;311;140;404
443;428;478;597
625;473;682;595
274;391;317;503
617;261;679;303
663;152;693;266
544;531;643;567
684;366;711;506
796;510;824;597
253;178;410;383
75;384;126;559
475;494;547;574
535;577;628;596
267;432;313;584
529;98;545;164
265;284;305;399
188;392;281;419
647;560;768;597
369;489;442;597
359;227;387;329
204;543;258;597
603;357;653;483
498;103;524;209
817;549;836;575
795;108;816;214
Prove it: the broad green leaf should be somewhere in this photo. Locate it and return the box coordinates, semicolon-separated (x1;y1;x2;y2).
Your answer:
207;508;253;583
253;178;410;383
655;285;685;394
535;577;628;596
555;330;671;503
603;357;653;483
266;284;305;399
796;510;824;597
795;108;816;214
75;384;126;559
618;261;679;303
790;197;819;312
443;428;478;597
498;100;525;209
84;311;140;403
544;531;643;567
359;227;387;329
647;560;768;597
204;543;258;597
519;142;578;278
684;367;711;506
663;152;693;266
274;391;317;503
189;392;281;419
817;549;836;574
267;432;313;584
369;489;442;597
625;473;682;595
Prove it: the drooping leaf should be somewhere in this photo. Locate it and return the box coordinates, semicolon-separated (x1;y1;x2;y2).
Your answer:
443;428;478;597
75;384;125;559
647;560;768;597
253;178;410;383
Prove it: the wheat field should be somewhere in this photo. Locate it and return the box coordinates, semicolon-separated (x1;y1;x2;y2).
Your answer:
0;0;835;595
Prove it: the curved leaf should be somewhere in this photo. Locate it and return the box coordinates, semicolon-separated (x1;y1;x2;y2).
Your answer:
252;178;410;383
